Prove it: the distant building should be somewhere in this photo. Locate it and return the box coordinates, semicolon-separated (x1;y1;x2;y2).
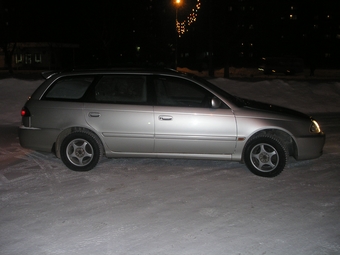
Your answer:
213;0;340;68
163;0;340;69
0;42;79;70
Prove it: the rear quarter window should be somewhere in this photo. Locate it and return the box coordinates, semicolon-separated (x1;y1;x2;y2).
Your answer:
43;76;95;100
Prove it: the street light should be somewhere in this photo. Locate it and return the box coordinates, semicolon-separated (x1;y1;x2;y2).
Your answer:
175;0;181;13
174;0;182;68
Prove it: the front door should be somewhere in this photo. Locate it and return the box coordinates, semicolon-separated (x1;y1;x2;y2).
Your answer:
153;76;237;155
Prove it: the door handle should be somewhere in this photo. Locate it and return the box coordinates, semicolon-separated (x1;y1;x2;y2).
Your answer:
159;115;173;121
89;112;101;117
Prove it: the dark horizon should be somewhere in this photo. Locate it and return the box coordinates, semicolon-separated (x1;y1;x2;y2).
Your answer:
1;0;340;70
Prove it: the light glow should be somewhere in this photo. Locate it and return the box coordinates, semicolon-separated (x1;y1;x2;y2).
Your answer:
176;0;201;37
310;119;321;133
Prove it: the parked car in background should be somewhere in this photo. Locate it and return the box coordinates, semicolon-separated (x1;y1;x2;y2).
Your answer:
258;57;304;75
19;69;325;177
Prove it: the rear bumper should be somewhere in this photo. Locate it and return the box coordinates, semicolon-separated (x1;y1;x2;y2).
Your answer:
295;132;326;160
19;126;57;152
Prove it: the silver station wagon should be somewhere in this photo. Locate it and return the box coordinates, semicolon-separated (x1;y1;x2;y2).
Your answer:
19;69;325;177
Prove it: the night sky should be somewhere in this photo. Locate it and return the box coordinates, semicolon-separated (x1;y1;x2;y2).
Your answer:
1;0;340;69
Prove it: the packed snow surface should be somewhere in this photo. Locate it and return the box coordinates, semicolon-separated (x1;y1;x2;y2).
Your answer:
1;77;340;255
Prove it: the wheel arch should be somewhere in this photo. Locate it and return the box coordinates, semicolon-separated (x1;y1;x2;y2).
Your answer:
241;128;297;162
54;127;105;159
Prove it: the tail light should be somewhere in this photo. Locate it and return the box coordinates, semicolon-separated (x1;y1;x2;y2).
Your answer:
21;107;31;117
21;107;31;127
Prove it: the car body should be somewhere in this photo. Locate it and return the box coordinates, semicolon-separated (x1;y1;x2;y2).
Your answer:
19;69;325;177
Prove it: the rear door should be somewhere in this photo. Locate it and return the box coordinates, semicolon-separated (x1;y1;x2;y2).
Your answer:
84;74;154;153
153;76;237;156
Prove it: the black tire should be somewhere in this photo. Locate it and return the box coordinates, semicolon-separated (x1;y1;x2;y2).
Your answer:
244;135;287;177
60;131;101;171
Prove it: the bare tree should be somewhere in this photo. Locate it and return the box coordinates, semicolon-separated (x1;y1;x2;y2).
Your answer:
0;1;16;73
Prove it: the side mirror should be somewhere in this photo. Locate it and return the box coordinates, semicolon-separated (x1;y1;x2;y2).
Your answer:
211;97;221;109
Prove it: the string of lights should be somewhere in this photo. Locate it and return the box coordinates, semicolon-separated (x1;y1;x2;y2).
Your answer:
176;0;201;37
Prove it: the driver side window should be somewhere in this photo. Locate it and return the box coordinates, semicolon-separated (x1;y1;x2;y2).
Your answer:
154;76;213;108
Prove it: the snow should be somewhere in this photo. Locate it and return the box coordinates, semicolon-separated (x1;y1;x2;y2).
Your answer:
1;76;340;255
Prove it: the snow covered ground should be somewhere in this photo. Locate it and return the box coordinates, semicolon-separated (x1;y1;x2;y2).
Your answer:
1;76;340;255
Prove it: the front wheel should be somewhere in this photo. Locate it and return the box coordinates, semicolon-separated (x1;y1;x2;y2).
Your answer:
60;131;102;171
244;136;287;177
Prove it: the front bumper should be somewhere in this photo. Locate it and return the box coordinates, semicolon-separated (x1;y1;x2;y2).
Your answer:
294;132;326;160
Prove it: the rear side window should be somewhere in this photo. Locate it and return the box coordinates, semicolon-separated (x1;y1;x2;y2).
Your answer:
44;76;94;100
95;75;147;104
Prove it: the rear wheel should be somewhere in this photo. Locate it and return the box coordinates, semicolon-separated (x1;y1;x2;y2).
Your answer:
60;131;101;171
244;136;287;177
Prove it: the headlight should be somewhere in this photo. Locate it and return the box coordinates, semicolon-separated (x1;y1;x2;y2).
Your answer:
310;119;321;133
